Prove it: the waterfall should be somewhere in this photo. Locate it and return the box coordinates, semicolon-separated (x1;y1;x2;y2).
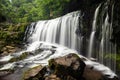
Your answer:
98;5;116;72
88;4;101;58
25;11;82;52
88;3;116;72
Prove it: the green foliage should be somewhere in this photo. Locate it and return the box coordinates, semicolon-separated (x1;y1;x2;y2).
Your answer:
0;23;28;45
116;54;120;71
8;24;13;31
1;0;71;23
103;53;120;71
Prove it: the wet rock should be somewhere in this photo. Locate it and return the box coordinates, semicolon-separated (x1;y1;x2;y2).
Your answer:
2;51;8;55
8;49;16;53
48;53;86;80
83;67;103;80
45;74;61;80
0;51;119;80
0;70;13;77
26;66;47;80
6;46;15;49
0;64;44;80
1;45;21;56
83;66;119;80
9;52;29;62
23;65;43;80
2;47;7;51
23;53;86;80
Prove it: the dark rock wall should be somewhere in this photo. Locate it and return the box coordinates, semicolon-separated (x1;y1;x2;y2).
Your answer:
64;0;105;35
64;0;120;53
112;0;120;53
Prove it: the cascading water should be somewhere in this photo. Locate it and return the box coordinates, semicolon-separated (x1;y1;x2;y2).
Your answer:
25;11;82;52
87;3;116;72
0;2;118;79
88;4;101;58
98;6;116;72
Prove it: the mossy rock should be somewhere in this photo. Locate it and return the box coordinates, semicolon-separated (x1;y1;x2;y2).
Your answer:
48;53;86;80
9;52;29;62
25;66;47;80
22;65;43;80
0;22;29;46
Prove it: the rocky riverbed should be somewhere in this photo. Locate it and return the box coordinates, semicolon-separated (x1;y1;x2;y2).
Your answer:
0;42;119;80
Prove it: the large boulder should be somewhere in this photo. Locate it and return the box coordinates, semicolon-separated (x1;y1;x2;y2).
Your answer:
19;53;86;80
48;53;86;80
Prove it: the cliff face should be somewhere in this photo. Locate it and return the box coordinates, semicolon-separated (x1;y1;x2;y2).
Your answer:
64;0;104;33
113;0;120;52
63;0;120;53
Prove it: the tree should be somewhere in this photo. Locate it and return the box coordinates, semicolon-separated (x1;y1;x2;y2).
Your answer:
1;0;72;23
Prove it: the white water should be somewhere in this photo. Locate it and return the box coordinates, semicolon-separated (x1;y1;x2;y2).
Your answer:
25;11;82;52
0;41;117;78
98;14;116;71
88;4;116;72
88;4;101;58
98;5;116;72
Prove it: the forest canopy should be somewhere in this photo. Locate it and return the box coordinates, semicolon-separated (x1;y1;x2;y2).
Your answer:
0;0;72;23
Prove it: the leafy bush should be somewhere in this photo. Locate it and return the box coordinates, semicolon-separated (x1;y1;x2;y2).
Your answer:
0;23;28;44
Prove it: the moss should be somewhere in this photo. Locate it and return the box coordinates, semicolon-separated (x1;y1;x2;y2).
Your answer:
9;52;29;62
48;59;56;70
70;53;80;58
34;49;43;54
104;54;116;60
103;53;120;73
116;54;120;72
22;65;43;80
0;31;8;39
23;66;46;80
0;22;29;54
8;24;14;31
19;52;29;60
9;58;17;62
